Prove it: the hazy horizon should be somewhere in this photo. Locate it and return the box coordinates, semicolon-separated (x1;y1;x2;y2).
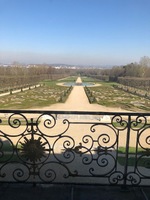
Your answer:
0;0;150;66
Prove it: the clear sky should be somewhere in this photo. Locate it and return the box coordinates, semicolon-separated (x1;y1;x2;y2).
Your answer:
0;0;150;66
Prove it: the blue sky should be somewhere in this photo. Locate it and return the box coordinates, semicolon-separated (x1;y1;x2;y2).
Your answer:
0;0;150;65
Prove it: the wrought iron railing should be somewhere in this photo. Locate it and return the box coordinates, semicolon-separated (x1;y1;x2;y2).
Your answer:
0;110;150;186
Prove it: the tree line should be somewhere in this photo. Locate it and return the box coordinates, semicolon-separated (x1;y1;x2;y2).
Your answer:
77;56;150;91
100;56;150;80
101;56;150;90
0;65;72;90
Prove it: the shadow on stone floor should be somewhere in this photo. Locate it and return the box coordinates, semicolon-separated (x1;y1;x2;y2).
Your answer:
0;184;148;200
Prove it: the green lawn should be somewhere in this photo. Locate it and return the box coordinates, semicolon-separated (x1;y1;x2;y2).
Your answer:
57;76;78;82
118;156;150;168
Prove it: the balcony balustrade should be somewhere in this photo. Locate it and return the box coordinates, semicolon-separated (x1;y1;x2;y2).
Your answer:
0;110;150;186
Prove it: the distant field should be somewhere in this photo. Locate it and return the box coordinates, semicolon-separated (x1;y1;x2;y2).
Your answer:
57;76;77;82
57;76;97;82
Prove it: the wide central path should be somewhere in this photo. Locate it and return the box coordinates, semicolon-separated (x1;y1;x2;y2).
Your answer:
63;86;90;110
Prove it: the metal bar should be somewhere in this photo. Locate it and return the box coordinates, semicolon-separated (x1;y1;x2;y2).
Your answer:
0;109;149;116
123;115;131;187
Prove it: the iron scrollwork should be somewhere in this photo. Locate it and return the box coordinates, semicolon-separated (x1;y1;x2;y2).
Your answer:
0;111;150;186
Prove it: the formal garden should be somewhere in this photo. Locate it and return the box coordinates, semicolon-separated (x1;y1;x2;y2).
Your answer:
0;71;150;112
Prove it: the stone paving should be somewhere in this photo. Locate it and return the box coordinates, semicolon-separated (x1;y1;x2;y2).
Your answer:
0;183;147;200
